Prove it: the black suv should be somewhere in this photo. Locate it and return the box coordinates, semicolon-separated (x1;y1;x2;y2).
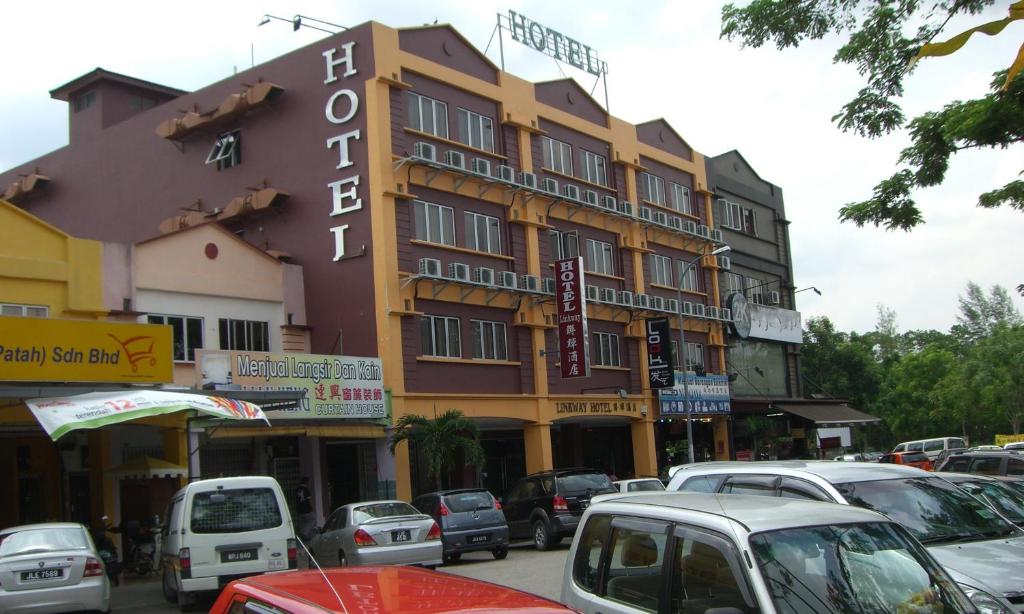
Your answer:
502;468;616;550
936;451;1024;476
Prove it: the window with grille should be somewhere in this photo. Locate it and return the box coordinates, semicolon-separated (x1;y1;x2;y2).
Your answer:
408;92;449;138
549;230;580;261
676;261;700;292
593;332;621;367
421;315;461;358
219;319;269;351
190;488;283;534
541;136;573;175
457;108;494;151
471;319;507;360
413;200;456;246
147;314;203;361
586;239;614;276
581;150;608;186
650;254;672;286
670;182;692;215
465;211;501;254
640;172;666;206
1;303;48;318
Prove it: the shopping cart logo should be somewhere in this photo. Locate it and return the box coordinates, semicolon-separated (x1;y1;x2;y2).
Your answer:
107;334;157;372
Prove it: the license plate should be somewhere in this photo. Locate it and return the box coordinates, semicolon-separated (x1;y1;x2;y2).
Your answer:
21;569;62;581
221;549;258;563
392;529;411;542
468;534;489;544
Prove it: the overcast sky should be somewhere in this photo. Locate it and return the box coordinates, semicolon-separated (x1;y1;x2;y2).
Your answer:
2;1;1021;334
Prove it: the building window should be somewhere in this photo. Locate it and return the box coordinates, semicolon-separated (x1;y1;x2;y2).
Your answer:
1;303;48;317
129;95;156;111
586;239;614;276
541;136;573;175
686;342;705;371
742;208;758;236
147;314;203;362
73;91;95;113
593;332;620;367
408;92;449;138
718;200;744;230
746;277;766;305
670;183;692;215
721;272;744;303
649;254;672;286
205;130;241;170
549;229;579;261
640;172;666;206
580;150;608;186
464;211;501;254
421;315;461;358
457;108;494;151
471;319;507;360
219;318;269;351
676;260;700;292
413;200;456;246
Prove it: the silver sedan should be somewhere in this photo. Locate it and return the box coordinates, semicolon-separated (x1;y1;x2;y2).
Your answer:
308;500;443;568
0;522;110;614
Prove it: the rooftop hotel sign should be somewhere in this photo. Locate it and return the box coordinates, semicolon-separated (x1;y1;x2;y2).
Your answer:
505;11;608;78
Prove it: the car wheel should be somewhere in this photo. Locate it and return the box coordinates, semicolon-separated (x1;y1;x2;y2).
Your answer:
492;547;508;560
161;567;177;603
533;520;553;551
443;552;462;564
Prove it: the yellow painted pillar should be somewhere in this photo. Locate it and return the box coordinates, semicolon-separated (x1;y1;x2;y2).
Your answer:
393;444;412;502
714;417;731;460
630;419;658;477
524;423;553;474
163;427;188;491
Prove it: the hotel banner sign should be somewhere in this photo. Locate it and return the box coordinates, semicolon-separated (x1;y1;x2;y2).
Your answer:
0;316;173;383
555;257;590;378
658;373;731;415
197;350;385;420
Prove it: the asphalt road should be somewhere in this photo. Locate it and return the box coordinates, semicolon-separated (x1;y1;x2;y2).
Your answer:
111;541;570;613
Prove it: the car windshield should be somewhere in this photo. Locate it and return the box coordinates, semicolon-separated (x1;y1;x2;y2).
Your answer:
834;477;1019;544
443;491;494;513
751;522;974;614
190;488;283;534
962;481;1024;524
353;502;420;523
557;473;614;495
0;527;89;556
901;452;929;463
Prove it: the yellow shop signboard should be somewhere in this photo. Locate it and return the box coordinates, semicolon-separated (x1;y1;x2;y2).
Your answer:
0;316;173;383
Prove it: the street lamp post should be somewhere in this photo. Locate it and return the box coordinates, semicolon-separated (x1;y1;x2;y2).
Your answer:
677;245;731;464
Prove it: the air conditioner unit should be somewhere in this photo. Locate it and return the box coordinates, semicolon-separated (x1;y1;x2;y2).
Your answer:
769;291;781;305
720;308;732;321
693;303;706;317
617;290;634;306
668;216;683;230
599;287;617;303
496;165;515;183
473;267;495;286
665;298;679;314
471;158;491;176
418;257;442;277
542;278;557;294
585;285;599;302
444;150;466;169
618;201;634;216
650;296;665;311
653;211;669;226
496;271;518;289
447;262;470;281
683;301;695;316
711;229;724;243
639;206;653;222
563;184;581;201
540;177;559;194
519;171;537;190
583;190;599;206
717;255;731;271
706;306;720;319
683;220;698;235
697;224;710;238
600;195;617;210
413;142;436;162
520;274;541;293
634;294;651;309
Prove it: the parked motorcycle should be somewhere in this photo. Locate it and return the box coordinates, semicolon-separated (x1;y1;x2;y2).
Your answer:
95;537;121;586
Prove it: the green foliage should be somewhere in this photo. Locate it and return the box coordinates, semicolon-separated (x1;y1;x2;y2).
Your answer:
952;282;1023;344
801;316;882;410
388;409;485;491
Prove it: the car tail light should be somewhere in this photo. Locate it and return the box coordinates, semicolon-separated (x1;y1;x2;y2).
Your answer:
354;529;377;546
287;538;298;569
494;500;502;510
553;495;568;511
426;522;441;541
84;557;104;577
438;503;450;516
179;547;191;579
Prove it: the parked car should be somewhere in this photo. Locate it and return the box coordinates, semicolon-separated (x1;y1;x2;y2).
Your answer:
939;472;1024;525
610;478;665;493
502;468;617;550
937;451;1024;476
210;566;574;614
1004;441;1024;452
668;460;1024;611
862;451;885;461
0;522;110;614
561;492;978;614
879;450;934;471
411;488;509;563
935;447;969;467
308;500;442;568
833;453;865;461
893;436;968;461
969;445;1006;452
161;475;297;611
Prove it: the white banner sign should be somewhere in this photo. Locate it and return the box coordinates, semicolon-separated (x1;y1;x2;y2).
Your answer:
27;390;270;441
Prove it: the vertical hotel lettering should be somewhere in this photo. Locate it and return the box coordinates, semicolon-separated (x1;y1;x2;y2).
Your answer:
323;41;362;261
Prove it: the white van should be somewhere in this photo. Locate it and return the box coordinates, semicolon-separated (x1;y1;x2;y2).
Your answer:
160;476;296;610
892;436;966;461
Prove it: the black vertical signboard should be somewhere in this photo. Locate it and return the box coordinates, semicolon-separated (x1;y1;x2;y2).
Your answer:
646;318;674;389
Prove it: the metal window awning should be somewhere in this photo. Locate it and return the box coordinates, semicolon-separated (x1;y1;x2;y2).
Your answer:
772;402;880;425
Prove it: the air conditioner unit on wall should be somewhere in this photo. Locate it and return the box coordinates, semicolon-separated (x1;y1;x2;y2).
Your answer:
618;201;634;216
413;142;436;162
473;267;495;286
693;303;706;317
720;308;732;321
634;294;651;309
683;301;695;316
496;165;515;183
496;271;518;289
697;224;710;238
769;291;781;305
584;190;599;205
683;220;698;235
541;178;559;194
520;274;541;293
418;258;442;277
448;262;470;281
444;150;466;169
653;211;668;226
471;158;491;176
601;195;617;210
711;229;724;243
668;216;683;230
519;171;538;189
600;287;617;303
717;255;731;271
618;290;634;306
542;278;557;294
585;285;599;302
563;184;581;201
706;306;720;319
665;298;679;314
639;206;653;222
650;296;665;311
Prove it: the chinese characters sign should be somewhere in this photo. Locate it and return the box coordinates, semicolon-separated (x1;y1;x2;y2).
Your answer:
645;318;674;389
555;257;590;378
197;350;385;420
658;373;731;415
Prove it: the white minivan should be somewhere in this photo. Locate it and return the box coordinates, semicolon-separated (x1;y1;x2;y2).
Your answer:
893;436;967;461
160;476;297;610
